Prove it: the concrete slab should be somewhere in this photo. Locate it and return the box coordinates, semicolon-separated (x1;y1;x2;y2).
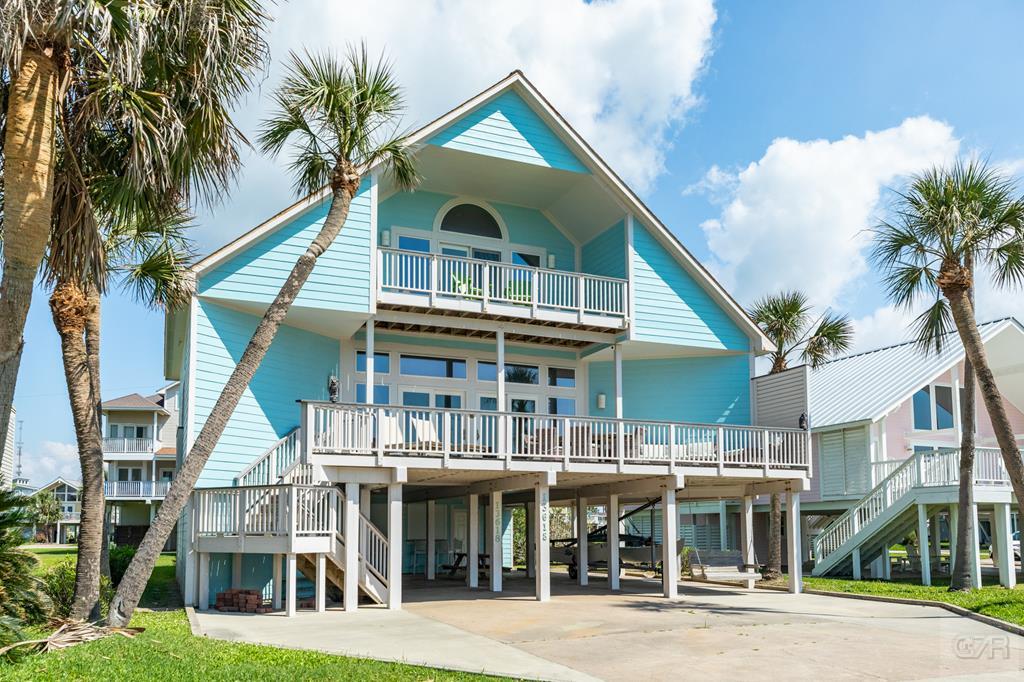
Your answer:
193;605;598;682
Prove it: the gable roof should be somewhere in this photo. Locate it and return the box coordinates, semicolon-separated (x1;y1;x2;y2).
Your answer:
36;477;81;493
806;317;1023;429
189;71;773;353
101;392;168;413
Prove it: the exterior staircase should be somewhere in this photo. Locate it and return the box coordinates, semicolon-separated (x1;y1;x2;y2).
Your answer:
232;427;391;604
812;447;1009;577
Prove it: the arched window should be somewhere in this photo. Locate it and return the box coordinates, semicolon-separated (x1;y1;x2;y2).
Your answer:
439;203;503;240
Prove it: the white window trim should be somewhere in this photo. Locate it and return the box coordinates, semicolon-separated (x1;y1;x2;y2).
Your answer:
911;382;968;434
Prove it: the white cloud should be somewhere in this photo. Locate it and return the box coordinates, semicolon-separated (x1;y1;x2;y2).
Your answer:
850;305;919;353
696;116;960;310
22;440;79;487
198;0;717;249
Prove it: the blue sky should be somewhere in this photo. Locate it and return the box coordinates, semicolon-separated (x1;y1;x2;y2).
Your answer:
13;0;1024;483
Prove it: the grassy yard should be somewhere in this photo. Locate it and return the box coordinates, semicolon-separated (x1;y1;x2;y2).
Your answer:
774;574;1024;627
26;546;79;572
6;548;504;681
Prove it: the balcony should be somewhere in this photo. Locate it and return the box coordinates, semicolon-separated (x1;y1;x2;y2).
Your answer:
61;511;81;523
102;437;155;455
302;402;810;477
105;480;170;499
377;248;628;329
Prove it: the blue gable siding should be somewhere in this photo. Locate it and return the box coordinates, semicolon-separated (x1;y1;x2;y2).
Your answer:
631;222;748;351
199;181;373;312
582;220;626;279
377;190;576;271
429;91;588;174
192;301;338;487
588;354;751;425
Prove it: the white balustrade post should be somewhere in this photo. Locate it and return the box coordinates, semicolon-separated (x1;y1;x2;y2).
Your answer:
343;482;359;611
661;486;678;599
577;276;586;323
535;482;551;602
576;492;588;586
787;492;802;594
482;262;491;311
468;493;480;589
762;429;771;476
490;491;503;592
531;269;539;316
236;490;245;540
426;500;436;581
387;482;403;609
429;254;437;307
608;493;620;590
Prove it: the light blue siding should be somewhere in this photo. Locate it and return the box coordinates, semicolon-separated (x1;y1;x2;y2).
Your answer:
358;331;578;362
377;190;576;271
429;91;588;174
199;181;373;312
588;354;751;424
631;222;748;350
581;220;626;279
192;300;338;487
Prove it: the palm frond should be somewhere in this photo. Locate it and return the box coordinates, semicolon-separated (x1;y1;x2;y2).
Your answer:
801;312;854;368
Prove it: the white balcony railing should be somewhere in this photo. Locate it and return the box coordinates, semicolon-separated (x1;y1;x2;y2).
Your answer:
104;480;170;499
377;249;628;325
303;402;810;473
193;484;338;539
102;437;155;454
61;511;81;522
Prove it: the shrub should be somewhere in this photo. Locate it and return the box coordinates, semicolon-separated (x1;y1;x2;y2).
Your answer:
41;559;113;619
34;532;48;543
0;488;45;625
109;545;136;587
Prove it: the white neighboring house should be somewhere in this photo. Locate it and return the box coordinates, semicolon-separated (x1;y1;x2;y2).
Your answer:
753;317;1023;587
102;382;179;548
1;406;13;487
29;477;82;543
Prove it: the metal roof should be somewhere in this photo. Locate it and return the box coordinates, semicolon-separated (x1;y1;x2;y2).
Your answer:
805;318;1022;429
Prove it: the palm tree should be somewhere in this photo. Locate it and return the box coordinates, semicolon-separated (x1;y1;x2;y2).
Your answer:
29;491;61;542
0;486;45;655
0;0;271;472
107;46;419;627
750;290;853;579
873;159;1024;591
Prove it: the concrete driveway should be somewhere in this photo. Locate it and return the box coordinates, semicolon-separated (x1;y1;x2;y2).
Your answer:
196;573;1024;681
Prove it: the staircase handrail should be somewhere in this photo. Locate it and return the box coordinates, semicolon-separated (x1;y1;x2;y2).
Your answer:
235;427;301;487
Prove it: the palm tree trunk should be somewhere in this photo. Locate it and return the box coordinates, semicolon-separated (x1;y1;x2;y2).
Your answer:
765;493;782;578
108;178;359;627
946;286;1024;542
50;282;106;619
950;356;975;591
84;288;111;581
0;46;60;453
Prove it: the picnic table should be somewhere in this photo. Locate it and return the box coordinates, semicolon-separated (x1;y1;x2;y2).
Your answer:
443;552;490;577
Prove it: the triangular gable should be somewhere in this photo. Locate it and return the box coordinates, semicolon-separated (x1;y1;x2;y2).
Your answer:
429;90;589;174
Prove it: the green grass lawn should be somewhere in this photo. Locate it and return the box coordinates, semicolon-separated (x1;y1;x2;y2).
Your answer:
27;546;80;572
6;548;504;681
794;575;1024;627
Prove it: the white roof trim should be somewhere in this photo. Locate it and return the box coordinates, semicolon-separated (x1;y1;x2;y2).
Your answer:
189;71;772;352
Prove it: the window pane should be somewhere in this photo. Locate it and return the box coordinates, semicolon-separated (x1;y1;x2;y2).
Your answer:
479;397;498;411
434;394;462;409
399;355;466;379
472;248;501;262
505;364;539;384
913;387;932;430
548;398;576;415
356;351;391;374
935;386;954;429
109;424;119;438
356;384;390;404
477;362;498;381
513;252;540;267
398;235;430;252
548;367;576;387
401;391;431;408
439;204;502;239
511;399;536;413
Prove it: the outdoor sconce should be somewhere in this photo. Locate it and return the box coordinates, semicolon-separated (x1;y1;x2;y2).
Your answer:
381;229;391;247
547;253;556;269
328;375;339;403
596;393;607;410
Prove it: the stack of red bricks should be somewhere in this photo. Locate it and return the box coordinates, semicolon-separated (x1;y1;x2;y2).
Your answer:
214;589;271;614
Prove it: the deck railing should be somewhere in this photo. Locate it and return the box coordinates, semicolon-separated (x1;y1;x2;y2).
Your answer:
104;480;170;498
102;437;155;453
235;428;302;486
814;447;1009;564
378;248;628;321
304;402;810;472
193;484;338;539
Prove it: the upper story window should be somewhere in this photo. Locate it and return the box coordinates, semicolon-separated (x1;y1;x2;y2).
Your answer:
109;424;149;439
440;203;502;240
912;384;960;430
54;484;78;502
356;351;391;374
399;354;467;379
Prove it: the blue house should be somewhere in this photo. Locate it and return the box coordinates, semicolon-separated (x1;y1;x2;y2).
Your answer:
165;72;811;614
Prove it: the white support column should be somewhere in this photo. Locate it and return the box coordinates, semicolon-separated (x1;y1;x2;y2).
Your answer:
740;496;755;569
496;330;506;411
969;502;982;589
387;482;403;609
787;492;802;594
272;554;282;610
718;501;729;551
930;515;941;559
852;547;862;580
364;320;375;404
535;482;551;601
231;553;242;589
490;492;503;592
152;411;158;453
994;502;1016;588
315;553;327;612
576;492;588;586
426;500;436;580
286;553;297;617
613;345;623;418
662;487;678;599
468;493;479;589
526;502;536;579
608;494;620;590
360;487;371;516
882;547;892;581
343;482;359;611
198;552;210;611
917;504;931;586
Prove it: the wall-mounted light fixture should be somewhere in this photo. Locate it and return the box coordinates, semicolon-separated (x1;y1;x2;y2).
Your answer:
547;253;556;269
596;393;607;410
381;229;391;247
